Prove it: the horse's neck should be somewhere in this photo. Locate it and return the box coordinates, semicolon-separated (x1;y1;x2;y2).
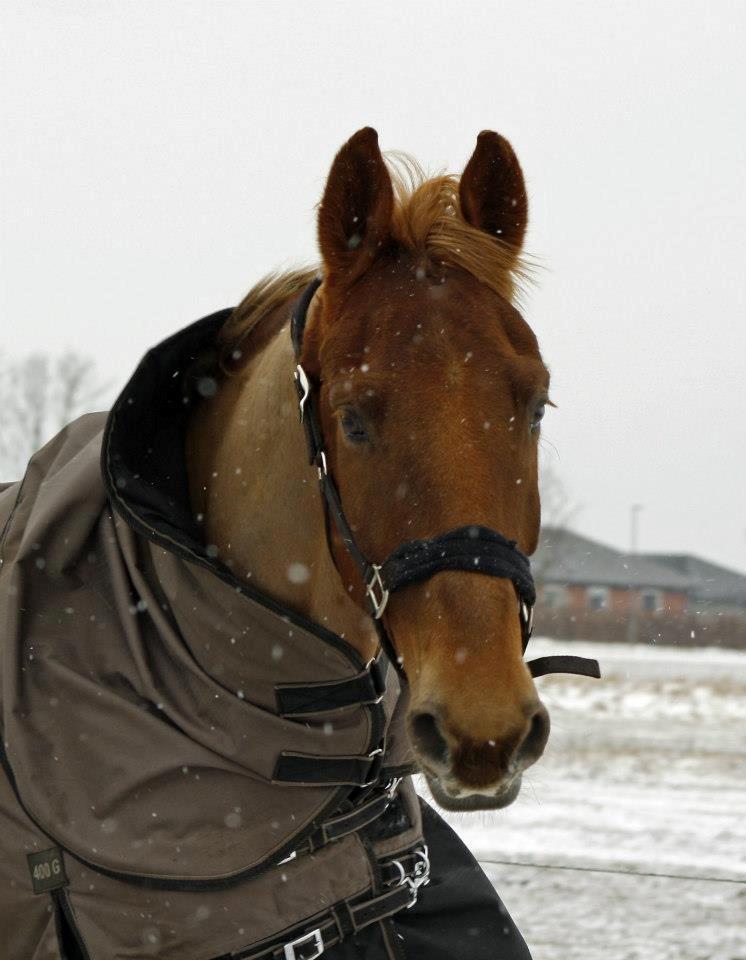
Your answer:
186;321;378;661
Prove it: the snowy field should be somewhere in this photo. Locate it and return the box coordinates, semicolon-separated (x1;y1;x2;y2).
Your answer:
428;638;746;960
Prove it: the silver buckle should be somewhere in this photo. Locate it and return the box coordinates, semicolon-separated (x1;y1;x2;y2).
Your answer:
283;928;324;960
366;565;389;619
362;746;384;787
295;364;311;423
391;845;431;908
385;775;403;799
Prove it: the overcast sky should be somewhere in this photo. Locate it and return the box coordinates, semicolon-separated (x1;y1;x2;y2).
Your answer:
2;1;745;572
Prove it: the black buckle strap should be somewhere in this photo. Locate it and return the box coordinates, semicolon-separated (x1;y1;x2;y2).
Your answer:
379;844;431;909
233;882;417;960
379;849;427;887
275;657;387;717
273;750;384;788
303;791;392;853
274;778;404;868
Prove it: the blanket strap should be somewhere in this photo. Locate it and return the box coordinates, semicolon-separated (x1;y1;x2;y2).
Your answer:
230;845;430;960
275;657;387;716
275;791;394;867
273;750;384;788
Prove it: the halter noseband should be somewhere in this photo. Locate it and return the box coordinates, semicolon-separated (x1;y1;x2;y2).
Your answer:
291;277;599;683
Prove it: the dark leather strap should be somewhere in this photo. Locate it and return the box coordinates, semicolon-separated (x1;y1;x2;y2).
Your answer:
528;654;601;679
291;275;322;358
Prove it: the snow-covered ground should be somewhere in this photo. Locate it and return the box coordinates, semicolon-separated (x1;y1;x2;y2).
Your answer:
428;638;746;960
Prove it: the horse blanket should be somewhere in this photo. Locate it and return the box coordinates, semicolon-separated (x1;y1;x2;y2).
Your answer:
0;308;531;959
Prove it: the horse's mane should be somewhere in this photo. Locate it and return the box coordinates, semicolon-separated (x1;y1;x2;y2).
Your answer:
385;152;532;304
220;153;532;366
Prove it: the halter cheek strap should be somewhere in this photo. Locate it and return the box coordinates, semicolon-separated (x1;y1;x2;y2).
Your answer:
291;277;600;684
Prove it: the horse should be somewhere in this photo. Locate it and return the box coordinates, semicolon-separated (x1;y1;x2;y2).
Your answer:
0;127;598;960
188;127;550;811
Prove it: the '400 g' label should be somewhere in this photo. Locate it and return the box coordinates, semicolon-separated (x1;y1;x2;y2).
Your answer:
27;847;68;894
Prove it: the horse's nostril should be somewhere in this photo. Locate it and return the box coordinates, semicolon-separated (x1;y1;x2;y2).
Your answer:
410;711;450;767
517;705;550;767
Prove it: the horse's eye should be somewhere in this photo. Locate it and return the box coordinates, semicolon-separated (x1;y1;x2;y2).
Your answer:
340;408;369;444
531;403;546;432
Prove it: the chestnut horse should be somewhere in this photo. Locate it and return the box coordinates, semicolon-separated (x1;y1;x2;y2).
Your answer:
188;128;550;811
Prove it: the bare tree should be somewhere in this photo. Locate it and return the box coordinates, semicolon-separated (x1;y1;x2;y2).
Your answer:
533;456;582;591
0;351;107;482
539;458;580;533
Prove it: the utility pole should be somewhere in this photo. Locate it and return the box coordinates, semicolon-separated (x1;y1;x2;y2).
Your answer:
627;504;643;644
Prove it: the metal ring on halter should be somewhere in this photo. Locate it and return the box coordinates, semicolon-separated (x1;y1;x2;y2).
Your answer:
365;565;390;619
294;364;311;422
317;451;328;479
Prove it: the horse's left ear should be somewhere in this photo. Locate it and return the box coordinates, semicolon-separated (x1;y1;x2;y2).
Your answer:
318;127;394;286
459;131;528;252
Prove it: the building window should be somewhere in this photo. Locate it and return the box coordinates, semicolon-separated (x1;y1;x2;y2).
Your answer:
587;586;610;611
641;590;663;613
543;586;568;609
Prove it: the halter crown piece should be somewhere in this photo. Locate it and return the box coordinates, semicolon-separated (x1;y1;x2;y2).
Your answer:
291;277;600;683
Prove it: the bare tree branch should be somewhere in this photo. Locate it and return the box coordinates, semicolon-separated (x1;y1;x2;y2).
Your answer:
534;455;582;588
0;351;108;482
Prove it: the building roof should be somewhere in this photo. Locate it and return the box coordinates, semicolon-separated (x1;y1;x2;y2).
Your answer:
644;553;746;608
534;527;691;592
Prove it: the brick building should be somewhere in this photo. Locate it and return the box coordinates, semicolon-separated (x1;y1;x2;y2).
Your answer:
533;527;690;615
531;527;746;648
643;553;746;617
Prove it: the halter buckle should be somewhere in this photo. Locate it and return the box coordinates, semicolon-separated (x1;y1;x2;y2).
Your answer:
284;928;324;960
294;364;311;423
365;565;390;619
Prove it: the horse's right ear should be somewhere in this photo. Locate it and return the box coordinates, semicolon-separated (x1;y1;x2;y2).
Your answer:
318;127;394;286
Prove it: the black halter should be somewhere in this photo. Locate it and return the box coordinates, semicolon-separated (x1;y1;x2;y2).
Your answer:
291;277;599;683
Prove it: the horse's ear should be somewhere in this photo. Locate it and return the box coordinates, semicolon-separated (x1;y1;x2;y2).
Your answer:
318;127;394;286
459;131;528;252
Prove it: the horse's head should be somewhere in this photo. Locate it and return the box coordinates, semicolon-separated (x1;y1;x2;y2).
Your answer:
302;128;550;810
